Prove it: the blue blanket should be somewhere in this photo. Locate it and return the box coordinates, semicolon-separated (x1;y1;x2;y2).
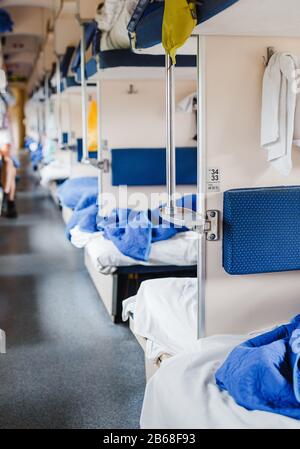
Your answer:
57;177;98;209
216;315;300;420
97;195;196;261
0;9;13;32
66;192;98;239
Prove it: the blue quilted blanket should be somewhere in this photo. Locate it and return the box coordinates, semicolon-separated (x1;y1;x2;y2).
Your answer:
97;195;196;261
57;177;98;210
216;315;300;419
66;192;98;239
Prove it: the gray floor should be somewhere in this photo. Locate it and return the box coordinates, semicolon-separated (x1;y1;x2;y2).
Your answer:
0;154;145;429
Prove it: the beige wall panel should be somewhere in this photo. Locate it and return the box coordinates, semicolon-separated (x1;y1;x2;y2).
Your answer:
204;36;300;335
78;0;98;20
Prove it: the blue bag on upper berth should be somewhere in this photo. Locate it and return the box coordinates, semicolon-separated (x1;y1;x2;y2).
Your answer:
66;191;98;240
215;315;300;420
57;177;98;210
96;195;197;262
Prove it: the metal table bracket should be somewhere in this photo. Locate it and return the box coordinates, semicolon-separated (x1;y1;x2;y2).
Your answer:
83;158;110;173
160;207;220;241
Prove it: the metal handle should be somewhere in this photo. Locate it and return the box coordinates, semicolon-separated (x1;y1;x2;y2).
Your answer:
165;53;176;209
80;22;88;162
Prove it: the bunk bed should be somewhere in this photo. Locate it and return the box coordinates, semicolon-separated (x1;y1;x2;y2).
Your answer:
127;0;300;430
42;37;99;219
67;11;199;322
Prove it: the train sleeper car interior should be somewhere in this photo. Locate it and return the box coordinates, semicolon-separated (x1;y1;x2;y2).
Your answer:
0;0;300;437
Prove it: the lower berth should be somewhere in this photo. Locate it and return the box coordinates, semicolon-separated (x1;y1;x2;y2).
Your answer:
83;229;198;274
123;277;198;362
141;335;300;429
84;245;197;323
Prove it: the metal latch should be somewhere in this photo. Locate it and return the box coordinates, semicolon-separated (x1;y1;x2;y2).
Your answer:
160;207;220;241
85;158;110;173
205;210;219;241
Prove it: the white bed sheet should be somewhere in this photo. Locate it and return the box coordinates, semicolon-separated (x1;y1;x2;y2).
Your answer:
123;278;197;361
40;160;71;188
82;231;198;275
141;335;300;429
70;226;102;249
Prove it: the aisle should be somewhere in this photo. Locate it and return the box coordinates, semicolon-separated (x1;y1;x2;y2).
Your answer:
0;154;145;429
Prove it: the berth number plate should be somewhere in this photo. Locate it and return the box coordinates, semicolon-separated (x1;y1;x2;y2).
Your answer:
207;167;221;193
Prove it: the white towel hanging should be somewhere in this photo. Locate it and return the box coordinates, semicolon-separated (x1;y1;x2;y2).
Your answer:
261;52;300;176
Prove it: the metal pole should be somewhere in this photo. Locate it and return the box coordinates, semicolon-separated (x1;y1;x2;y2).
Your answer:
96;80;103;212
165;53;176;210
56;55;62;147
44;74;49;141
197;35;207;339
80;22;88;162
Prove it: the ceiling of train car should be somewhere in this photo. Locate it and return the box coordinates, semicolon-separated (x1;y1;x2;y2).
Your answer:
1;1;56;83
1;1;55;9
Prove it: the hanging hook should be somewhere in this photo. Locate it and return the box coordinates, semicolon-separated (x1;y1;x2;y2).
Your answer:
127;84;138;95
263;47;276;67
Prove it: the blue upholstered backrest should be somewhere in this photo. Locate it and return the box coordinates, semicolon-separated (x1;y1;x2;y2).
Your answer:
111;148;197;186
62;133;69;145
223;186;300;275
77;139;98;162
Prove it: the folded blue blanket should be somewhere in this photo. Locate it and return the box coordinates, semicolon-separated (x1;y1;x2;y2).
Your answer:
97;195;196;261
66;192;98;239
216;315;300;420
57;177;98;209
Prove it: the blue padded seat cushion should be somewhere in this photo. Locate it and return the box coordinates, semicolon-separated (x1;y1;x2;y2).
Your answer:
111;147;197;186
223;186;300;275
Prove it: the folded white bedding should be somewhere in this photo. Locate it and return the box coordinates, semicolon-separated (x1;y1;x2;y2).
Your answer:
96;0;139;51
40;161;71;188
123;278;197;361
84;231;198;275
70;226;102;249
141;335;300;429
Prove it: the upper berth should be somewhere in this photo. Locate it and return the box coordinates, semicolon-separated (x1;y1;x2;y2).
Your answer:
127;0;239;50
128;0;300;52
195;0;300;37
75;18;196;82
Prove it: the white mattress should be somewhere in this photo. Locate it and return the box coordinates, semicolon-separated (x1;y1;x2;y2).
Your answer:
40;161;71;188
71;227;198;274
141;335;300;429
123;278;198;361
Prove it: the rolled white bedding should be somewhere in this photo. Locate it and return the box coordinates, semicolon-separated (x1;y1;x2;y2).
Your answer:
83;231;198;275
40;160;71;188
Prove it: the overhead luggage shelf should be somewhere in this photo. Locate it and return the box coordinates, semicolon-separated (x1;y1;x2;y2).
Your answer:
195;0;300;37
87;65;196;81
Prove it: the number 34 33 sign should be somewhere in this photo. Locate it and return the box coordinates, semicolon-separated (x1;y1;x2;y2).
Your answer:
207;168;221;193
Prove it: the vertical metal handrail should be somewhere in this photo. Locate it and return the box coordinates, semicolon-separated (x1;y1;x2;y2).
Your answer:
80;22;88;163
56;54;63;147
96;80;103;212
44;74;50;144
196;35;207;339
165;54;176;210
